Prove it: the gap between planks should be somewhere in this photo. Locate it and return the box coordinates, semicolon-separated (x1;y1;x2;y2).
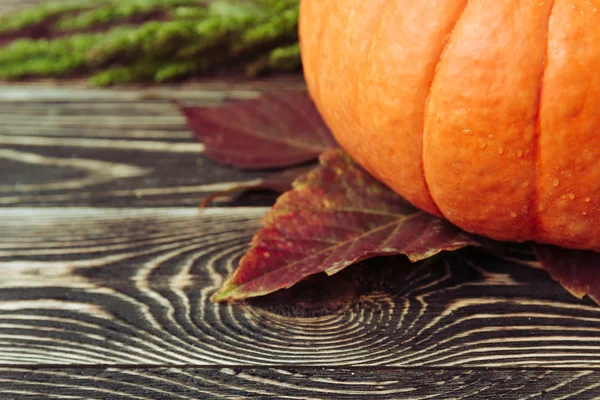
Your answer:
1;364;600;372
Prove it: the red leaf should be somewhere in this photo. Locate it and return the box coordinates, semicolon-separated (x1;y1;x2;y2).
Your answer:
534;244;600;305
212;149;478;302
180;92;338;169
199;164;316;207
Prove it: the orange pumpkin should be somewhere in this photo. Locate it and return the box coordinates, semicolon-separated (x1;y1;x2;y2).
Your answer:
299;0;600;251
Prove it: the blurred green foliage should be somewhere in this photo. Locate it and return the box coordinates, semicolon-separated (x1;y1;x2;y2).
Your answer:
0;0;301;85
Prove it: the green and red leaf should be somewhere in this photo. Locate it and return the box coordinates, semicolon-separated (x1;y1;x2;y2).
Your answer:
212;149;478;302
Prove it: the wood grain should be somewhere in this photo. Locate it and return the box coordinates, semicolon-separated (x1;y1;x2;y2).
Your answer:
1;367;600;399
0;207;599;369
0;80;306;207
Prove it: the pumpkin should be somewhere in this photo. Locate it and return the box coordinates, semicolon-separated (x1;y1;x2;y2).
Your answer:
299;0;600;251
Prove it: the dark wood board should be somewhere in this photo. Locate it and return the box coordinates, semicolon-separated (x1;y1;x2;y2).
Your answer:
0;80;305;208
2;367;600;399
0;207;599;370
0;69;598;397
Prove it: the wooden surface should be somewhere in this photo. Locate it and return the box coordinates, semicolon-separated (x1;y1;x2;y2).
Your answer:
1;77;600;399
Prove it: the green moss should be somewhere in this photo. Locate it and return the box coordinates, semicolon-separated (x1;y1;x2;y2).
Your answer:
246;42;300;76
0;53;87;78
269;42;300;70
0;2;93;33
237;3;298;48
55;0;204;31
170;6;208;20
89;61;157;85
0;0;301;85
0;33;107;63
84;21;201;66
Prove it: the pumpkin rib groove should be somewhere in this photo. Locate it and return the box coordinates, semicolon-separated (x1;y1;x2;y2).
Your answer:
356;0;397;177
530;0;557;240
421;1;556;242
309;0;332;118
534;0;600;250
421;0;471;219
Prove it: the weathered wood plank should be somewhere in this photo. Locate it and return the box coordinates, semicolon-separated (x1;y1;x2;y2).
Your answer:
1;367;599;399
0;81;308;207
0;207;599;368
0;78;305;102
0;144;272;207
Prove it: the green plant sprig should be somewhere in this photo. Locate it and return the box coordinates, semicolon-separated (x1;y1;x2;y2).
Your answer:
0;0;301;85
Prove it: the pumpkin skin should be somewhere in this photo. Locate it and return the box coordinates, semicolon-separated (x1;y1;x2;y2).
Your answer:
299;0;600;251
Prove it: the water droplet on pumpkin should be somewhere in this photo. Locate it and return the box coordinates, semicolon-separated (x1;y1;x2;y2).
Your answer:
516;150;523;157
552;178;560;187
488;134;494;139
479;142;487;150
510;211;517;218
583;211;588;215
568;193;576;200
585;197;591;203
498;148;504;155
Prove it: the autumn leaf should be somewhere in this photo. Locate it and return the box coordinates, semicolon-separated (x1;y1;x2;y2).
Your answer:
199;164;316;207
180;92;338;169
534;244;600;305
212;149;478;302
